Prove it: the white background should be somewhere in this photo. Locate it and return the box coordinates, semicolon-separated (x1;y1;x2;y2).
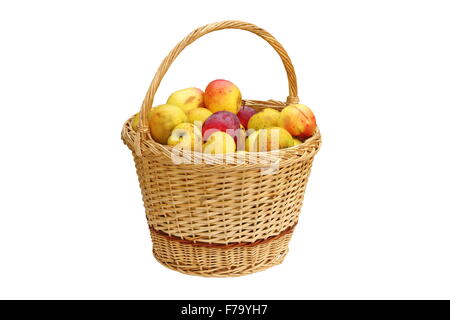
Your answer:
1;0;449;299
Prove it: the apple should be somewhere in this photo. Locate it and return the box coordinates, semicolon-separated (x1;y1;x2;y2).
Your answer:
131;108;155;131
235;126;247;151
237;106;257;129
245;127;293;152
202;111;241;142
296;104;316;126
204;79;242;114
247;108;280;131
186;107;213;129
292;138;302;146
203;131;236;154
167;122;202;151
131;113;139;130
278;104;316;139
167;87;204;113
245;130;259;152
149;104;187;144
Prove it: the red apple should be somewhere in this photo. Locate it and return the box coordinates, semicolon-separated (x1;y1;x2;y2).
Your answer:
202;111;240;142
237;106;257;129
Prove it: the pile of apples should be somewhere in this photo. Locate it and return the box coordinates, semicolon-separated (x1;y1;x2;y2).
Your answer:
132;80;316;154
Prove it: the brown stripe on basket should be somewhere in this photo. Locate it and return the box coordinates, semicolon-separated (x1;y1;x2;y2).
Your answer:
150;222;297;249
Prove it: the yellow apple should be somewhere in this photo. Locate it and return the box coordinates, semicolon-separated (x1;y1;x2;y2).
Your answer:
131;113;139;130
247;108;280;131
245;130;259;152
292;138;302;146
149;104;187;144
245;127;293;152
235;126;247;151
167;122;202;151
131;108;155;131
186;107;213;129
167;87;204;113
203;131;236;154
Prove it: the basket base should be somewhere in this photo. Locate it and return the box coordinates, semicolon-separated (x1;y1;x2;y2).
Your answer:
150;228;293;277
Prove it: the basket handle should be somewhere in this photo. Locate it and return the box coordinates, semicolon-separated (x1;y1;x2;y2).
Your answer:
137;20;299;132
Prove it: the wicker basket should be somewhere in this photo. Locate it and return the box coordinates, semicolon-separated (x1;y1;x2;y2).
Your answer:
122;20;321;277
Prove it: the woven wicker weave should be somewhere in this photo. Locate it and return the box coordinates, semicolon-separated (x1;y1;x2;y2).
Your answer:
122;21;321;277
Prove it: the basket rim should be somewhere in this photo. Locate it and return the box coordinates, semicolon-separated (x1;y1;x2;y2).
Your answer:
122;100;321;168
